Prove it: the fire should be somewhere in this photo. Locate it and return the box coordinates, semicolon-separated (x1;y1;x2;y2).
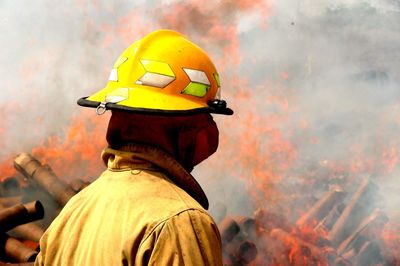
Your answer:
31;111;109;182
0;160;14;181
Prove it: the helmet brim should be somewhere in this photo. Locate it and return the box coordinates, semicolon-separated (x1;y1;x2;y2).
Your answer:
77;97;233;116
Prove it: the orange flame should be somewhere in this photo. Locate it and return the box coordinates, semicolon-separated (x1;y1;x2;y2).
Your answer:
31;110;109;182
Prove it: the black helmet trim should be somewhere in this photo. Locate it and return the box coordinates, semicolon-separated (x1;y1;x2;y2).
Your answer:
77;97;234;116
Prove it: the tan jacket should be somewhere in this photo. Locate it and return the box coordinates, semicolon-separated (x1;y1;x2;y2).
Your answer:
35;145;222;266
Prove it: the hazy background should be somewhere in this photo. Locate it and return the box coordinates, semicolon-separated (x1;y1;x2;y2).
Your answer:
0;0;399;231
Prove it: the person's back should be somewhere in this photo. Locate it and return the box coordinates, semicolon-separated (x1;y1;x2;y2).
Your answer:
36;146;221;265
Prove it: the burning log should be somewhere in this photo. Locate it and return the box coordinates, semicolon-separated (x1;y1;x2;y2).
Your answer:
219;216;259;265
14;153;76;206
236;216;256;239
0;202;44;233
270;228;339;265
21;183;61;229
236;241;257;264
219;217;241;244
296;188;345;228
337;209;388;255
315;203;345;234
0;235;37;263
224;241;258;266
9;223;44;243
328;178;377;247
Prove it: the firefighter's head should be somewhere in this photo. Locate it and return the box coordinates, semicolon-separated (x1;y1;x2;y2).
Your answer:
77;29;233;171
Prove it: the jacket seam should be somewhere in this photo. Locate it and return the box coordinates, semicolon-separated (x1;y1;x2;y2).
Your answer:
187;210;210;266
137;208;208;249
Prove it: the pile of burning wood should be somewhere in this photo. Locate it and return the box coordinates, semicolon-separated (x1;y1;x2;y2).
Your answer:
217;178;393;265
0;153;396;265
0;201;43;263
0;153;89;264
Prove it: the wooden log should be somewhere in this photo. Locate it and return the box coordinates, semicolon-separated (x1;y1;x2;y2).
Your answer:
328;178;376;247
333;249;354;266
297;189;345;228
21;183;61;229
0;235;37;262
229;216;257;241
270;228;338;264
14;153;76;206
236;241;258;264
315;203;345;233
0;202;44;233
223;240;258;266
337;209;388;255
9;223;44;243
219;217;240;244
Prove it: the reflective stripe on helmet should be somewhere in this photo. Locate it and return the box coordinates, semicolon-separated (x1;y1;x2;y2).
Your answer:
183;68;210;85
182;82;210;97
136;59;176;88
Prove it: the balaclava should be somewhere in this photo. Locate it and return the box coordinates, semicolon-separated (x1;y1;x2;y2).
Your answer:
106;111;219;172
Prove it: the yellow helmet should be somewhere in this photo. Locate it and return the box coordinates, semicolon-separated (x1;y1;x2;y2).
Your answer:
78;30;233;115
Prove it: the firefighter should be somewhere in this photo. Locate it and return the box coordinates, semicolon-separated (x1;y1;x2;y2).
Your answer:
35;30;233;265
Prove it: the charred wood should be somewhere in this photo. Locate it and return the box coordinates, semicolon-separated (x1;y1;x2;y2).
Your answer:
9;223;44;243
270;228;339;265
219;217;241;245
328;178;377;247
0;202;44;233
0;235;37;263
14;153;76;207
337;209;388;255
315;203;345;233
224;241;258;266
297;189;345;228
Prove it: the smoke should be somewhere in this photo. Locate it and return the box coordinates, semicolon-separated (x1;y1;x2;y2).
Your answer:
0;0;399;262
206;0;400;203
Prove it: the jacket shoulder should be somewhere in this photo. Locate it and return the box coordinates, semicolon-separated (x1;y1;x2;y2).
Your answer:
104;168;206;212
133;208;222;266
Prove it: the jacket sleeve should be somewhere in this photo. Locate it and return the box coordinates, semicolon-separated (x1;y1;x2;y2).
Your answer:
135;209;223;266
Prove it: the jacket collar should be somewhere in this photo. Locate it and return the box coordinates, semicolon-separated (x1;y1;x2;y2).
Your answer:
101;144;209;209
